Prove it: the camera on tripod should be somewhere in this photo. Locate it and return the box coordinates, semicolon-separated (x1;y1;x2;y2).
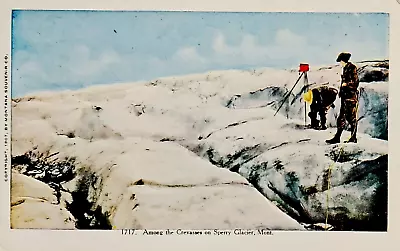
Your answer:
299;63;309;73
274;62;310;126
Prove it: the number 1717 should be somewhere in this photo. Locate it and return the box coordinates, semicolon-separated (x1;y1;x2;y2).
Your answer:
121;229;135;235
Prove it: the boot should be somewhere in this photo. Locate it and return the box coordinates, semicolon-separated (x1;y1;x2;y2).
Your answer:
319;111;327;130
345;124;358;143
326;128;343;144
320;115;328;130
310;119;320;130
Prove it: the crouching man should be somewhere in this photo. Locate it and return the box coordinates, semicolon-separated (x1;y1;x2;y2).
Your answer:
303;85;338;130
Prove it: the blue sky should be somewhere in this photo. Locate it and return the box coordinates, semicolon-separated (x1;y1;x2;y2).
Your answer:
11;11;389;97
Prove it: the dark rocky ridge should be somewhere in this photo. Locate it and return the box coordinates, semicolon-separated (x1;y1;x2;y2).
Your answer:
12;149;112;229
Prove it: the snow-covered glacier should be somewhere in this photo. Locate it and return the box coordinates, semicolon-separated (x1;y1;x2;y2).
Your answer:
10;60;388;231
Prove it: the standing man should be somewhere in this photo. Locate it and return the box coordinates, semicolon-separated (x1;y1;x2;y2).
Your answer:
303;85;338;130
326;52;360;144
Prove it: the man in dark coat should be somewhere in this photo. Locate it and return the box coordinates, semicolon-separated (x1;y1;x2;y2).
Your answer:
304;85;338;130
326;52;360;144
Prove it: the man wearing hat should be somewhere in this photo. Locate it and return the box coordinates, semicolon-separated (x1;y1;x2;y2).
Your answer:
303;85;338;130
326;52;360;144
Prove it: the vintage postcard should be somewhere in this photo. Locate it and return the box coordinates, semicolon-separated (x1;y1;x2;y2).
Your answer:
0;0;398;251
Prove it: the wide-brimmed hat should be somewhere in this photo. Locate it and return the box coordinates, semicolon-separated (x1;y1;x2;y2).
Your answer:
336;52;351;63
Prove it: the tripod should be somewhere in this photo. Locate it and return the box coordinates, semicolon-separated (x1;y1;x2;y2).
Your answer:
274;64;309;126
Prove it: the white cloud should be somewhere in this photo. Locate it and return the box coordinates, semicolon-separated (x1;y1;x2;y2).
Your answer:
12;44;126;96
275;29;306;47
174;46;207;65
19;61;46;78
67;45;121;79
99;50;120;65
207;28;387;69
210;29;309;66
12;28;387;97
212;33;229;54
137;46;209;77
